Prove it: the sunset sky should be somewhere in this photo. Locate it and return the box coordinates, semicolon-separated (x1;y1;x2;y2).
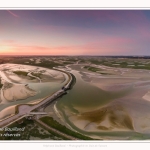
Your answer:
0;10;150;55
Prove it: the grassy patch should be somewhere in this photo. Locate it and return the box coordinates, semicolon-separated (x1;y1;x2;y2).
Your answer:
99;72;112;75
34;61;61;68
13;71;35;80
40;116;93;140
10;58;62;69
63;61;74;65
84;66;101;72
88;58;150;70
84;66;111;75
13;71;28;76
0;119;65;140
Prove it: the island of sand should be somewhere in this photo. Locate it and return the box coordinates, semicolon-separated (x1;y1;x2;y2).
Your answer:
1;81;37;102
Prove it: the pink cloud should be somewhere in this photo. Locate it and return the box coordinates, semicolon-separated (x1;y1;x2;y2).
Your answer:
102;36;134;44
2;40;16;44
79;36;136;55
0;35;141;56
0;40;83;55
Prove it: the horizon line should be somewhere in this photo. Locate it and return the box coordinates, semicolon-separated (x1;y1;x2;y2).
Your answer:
0;54;150;57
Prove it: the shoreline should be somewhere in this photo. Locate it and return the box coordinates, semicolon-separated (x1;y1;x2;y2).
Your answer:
0;63;73;127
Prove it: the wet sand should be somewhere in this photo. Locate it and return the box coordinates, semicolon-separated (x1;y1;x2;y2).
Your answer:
0;63;68;121
55;64;150;139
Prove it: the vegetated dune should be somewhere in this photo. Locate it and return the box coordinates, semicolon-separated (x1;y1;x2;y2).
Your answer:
2;82;37;102
4;70;39;83
7;74;39;83
2;64;66;83
69;104;133;132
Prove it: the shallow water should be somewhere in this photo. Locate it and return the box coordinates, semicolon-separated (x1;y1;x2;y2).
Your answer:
55;66;150;139
0;64;69;120
56;69;133;111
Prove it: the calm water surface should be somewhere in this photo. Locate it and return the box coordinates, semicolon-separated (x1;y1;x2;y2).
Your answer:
55;69;150;139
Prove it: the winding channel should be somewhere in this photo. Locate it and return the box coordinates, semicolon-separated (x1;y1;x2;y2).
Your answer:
0;64;72;128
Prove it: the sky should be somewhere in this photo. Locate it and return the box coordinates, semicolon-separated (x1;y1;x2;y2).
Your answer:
0;10;150;56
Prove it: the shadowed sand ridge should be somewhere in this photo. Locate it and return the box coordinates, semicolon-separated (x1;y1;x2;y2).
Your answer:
69;104;134;132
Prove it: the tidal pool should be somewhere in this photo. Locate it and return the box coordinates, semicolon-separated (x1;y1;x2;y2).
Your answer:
0;64;69;120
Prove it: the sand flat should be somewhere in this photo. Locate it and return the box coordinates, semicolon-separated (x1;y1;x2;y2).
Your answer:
2;82;37;102
57;64;150;136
